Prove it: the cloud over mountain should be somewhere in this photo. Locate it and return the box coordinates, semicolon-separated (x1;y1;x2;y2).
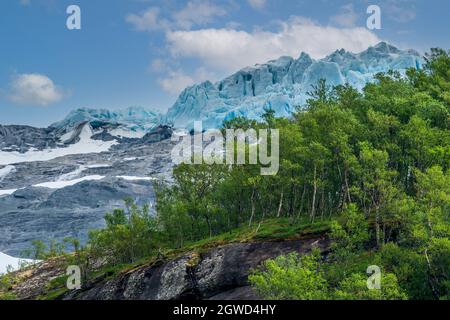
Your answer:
8;73;65;106
166;17;381;73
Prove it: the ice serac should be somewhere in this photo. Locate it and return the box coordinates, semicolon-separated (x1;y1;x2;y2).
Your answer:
51;106;161;138
166;42;423;129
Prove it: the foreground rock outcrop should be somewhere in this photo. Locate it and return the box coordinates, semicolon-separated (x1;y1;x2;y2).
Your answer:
58;237;329;300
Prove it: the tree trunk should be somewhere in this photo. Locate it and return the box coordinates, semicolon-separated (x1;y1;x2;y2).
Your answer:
344;167;352;203
311;165;317;223
256;206;267;234
248;188;256;227
320;186;325;220
375;206;381;248
277;192;284;218
296;184;307;221
288;177;295;217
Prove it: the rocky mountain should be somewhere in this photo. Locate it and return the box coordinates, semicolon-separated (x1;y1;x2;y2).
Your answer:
0;107;161;157
0;122;176;257
165;42;423;129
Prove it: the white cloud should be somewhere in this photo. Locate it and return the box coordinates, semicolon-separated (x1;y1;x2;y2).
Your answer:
158;67;217;95
19;0;30;6
247;0;266;9
330;4;358;27
126;1;227;32
128;5;383;95
125;7;168;31
158;70;195;95
166;17;381;73
8;73;64;106
173;0;227;30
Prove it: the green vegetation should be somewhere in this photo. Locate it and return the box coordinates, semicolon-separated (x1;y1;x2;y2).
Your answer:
1;49;448;301
0;273;18;300
249;250;407;300
88;199;157;264
249;250;330;300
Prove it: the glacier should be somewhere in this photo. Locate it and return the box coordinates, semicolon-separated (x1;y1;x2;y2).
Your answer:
165;42;423;130
51;106;161;137
46;43;423;132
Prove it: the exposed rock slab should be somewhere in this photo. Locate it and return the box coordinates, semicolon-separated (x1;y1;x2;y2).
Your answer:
63;237;329;300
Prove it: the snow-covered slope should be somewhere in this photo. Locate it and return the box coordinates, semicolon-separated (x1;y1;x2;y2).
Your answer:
165;42;423;129
0;252;37;274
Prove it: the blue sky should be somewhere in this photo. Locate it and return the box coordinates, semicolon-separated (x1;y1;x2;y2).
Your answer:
0;0;449;127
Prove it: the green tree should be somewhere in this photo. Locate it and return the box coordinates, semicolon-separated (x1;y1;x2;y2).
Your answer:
249;250;329;300
334;272;408;300
330;203;369;255
89;200;156;264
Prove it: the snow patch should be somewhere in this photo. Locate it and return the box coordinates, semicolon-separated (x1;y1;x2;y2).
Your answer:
35;175;105;189
0;252;38;275
0;174;107;195
86;164;111;169
57;164;111;181
0;189;17;196
116;176;155;181
0;124;118;166
0;165;16;181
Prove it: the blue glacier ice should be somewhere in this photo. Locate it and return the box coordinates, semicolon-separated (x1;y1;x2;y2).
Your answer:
51;43;424;132
51;106;161;134
165;42;423;130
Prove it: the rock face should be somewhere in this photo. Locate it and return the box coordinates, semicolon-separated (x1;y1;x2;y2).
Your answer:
0;125;58;153
165;42;423;129
62;237;329;300
142;125;174;143
11;257;67;300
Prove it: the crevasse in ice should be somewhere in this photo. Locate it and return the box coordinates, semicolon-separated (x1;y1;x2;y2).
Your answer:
165;42;423;130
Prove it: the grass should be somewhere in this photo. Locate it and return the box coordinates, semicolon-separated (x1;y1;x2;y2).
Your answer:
181;217;331;252
87;217;331;276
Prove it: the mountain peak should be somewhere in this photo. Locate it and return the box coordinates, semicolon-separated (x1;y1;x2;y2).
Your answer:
298;52;312;60
371;41;402;54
